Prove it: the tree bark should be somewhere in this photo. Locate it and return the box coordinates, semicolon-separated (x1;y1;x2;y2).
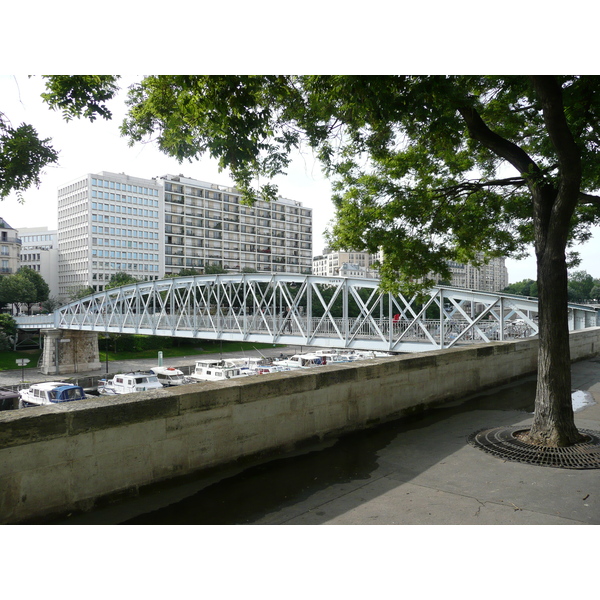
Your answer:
525;186;584;446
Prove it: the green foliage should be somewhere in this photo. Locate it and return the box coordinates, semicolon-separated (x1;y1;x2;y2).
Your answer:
99;333;173;353
0;313;17;336
567;270;599;302
0;113;58;200
105;271;141;290
503;279;538;297
17;267;50;303
41;296;63;312
0;273;37;309
204;264;227;274
69;286;95;302
165;268;202;278
119;75;600;296
41;76;120;122
0;313;16;351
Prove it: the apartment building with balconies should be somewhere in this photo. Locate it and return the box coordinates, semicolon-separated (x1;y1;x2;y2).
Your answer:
0;218;21;276
159;174;312;276
54;171;313;300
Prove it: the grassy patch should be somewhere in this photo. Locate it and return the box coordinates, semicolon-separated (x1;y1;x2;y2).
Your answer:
0;349;42;371
0;341;283;371
100;341;282;361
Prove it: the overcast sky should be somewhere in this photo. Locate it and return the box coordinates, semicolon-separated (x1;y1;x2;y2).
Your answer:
1;74;599;284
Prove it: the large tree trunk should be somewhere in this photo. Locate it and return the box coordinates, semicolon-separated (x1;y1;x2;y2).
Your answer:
525;187;584;447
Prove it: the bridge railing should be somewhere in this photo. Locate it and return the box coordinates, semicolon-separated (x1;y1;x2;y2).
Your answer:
15;275;598;352
47;312;538;346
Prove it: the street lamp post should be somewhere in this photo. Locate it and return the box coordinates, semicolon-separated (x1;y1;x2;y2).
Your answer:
16;358;30;383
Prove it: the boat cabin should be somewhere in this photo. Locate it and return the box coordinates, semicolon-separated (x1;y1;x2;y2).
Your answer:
19;382;87;408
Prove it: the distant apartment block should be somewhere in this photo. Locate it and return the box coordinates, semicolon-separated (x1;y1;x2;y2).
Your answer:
313;248;508;292
0;218;21;275
312;249;382;279
17;226;59;298
55;171;313;299
445;255;509;292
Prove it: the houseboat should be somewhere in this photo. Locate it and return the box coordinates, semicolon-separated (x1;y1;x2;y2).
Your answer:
149;366;189;386
98;372;164;395
188;359;245;382
19;382;87;408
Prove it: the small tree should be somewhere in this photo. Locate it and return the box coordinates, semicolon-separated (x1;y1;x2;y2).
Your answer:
105;271;140;290
17;267;50;313
41;296;63;313
69;286;95;302
0;273;37;313
0;312;17;349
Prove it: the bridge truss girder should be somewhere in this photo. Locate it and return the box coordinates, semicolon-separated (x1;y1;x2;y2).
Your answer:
50;274;597;353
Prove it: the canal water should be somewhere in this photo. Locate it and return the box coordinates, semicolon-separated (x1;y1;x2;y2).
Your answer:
50;375;538;525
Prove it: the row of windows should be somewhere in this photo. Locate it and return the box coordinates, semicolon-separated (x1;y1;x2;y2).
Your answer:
91;227;159;248
91;178;159;197
21;234;55;243
92;262;159;272
91;215;159;231
91;237;158;250
92;250;158;261
91;200;159;215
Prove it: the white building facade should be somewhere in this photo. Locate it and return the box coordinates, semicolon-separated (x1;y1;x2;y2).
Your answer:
313;249;381;278
18;226;59;298
57;172;162;298
55;171;313;299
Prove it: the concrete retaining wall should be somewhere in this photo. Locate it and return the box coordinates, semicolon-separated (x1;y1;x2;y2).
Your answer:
1;328;599;524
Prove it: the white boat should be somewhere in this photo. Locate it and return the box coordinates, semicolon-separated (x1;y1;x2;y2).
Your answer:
98;372;164;395
19;381;87;408
226;356;291;376
312;350;354;363
272;353;325;369
188;359;245;382
149;366;189;386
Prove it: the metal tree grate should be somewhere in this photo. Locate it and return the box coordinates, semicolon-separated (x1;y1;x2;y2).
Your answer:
468;426;600;469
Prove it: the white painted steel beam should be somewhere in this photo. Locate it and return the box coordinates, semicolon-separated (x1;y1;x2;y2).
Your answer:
14;275;599;353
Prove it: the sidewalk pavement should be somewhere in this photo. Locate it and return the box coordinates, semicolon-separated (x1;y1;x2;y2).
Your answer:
50;356;600;526
246;357;600;525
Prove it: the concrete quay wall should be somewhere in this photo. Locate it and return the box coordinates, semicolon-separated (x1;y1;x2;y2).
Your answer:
1;327;599;524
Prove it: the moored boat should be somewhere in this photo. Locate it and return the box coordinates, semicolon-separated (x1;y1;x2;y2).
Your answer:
19;381;87;408
98;372;163;395
188;359;245;382
149;366;189;386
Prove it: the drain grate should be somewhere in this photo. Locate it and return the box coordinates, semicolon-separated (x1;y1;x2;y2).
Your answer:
468;426;600;469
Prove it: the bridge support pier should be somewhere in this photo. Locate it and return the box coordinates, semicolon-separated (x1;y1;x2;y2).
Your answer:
39;329;101;375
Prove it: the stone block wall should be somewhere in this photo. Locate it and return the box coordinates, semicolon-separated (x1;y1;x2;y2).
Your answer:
1;327;598;523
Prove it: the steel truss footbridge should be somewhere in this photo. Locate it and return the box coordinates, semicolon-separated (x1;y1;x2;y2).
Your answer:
16;274;599;353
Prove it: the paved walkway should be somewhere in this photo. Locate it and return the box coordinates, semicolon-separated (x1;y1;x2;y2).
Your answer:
45;356;600;525
252;357;600;525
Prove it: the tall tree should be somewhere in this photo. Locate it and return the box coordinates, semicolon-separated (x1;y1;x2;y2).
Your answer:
1;76;119;201
17;266;50;313
0;273;37;313
43;75;600;447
